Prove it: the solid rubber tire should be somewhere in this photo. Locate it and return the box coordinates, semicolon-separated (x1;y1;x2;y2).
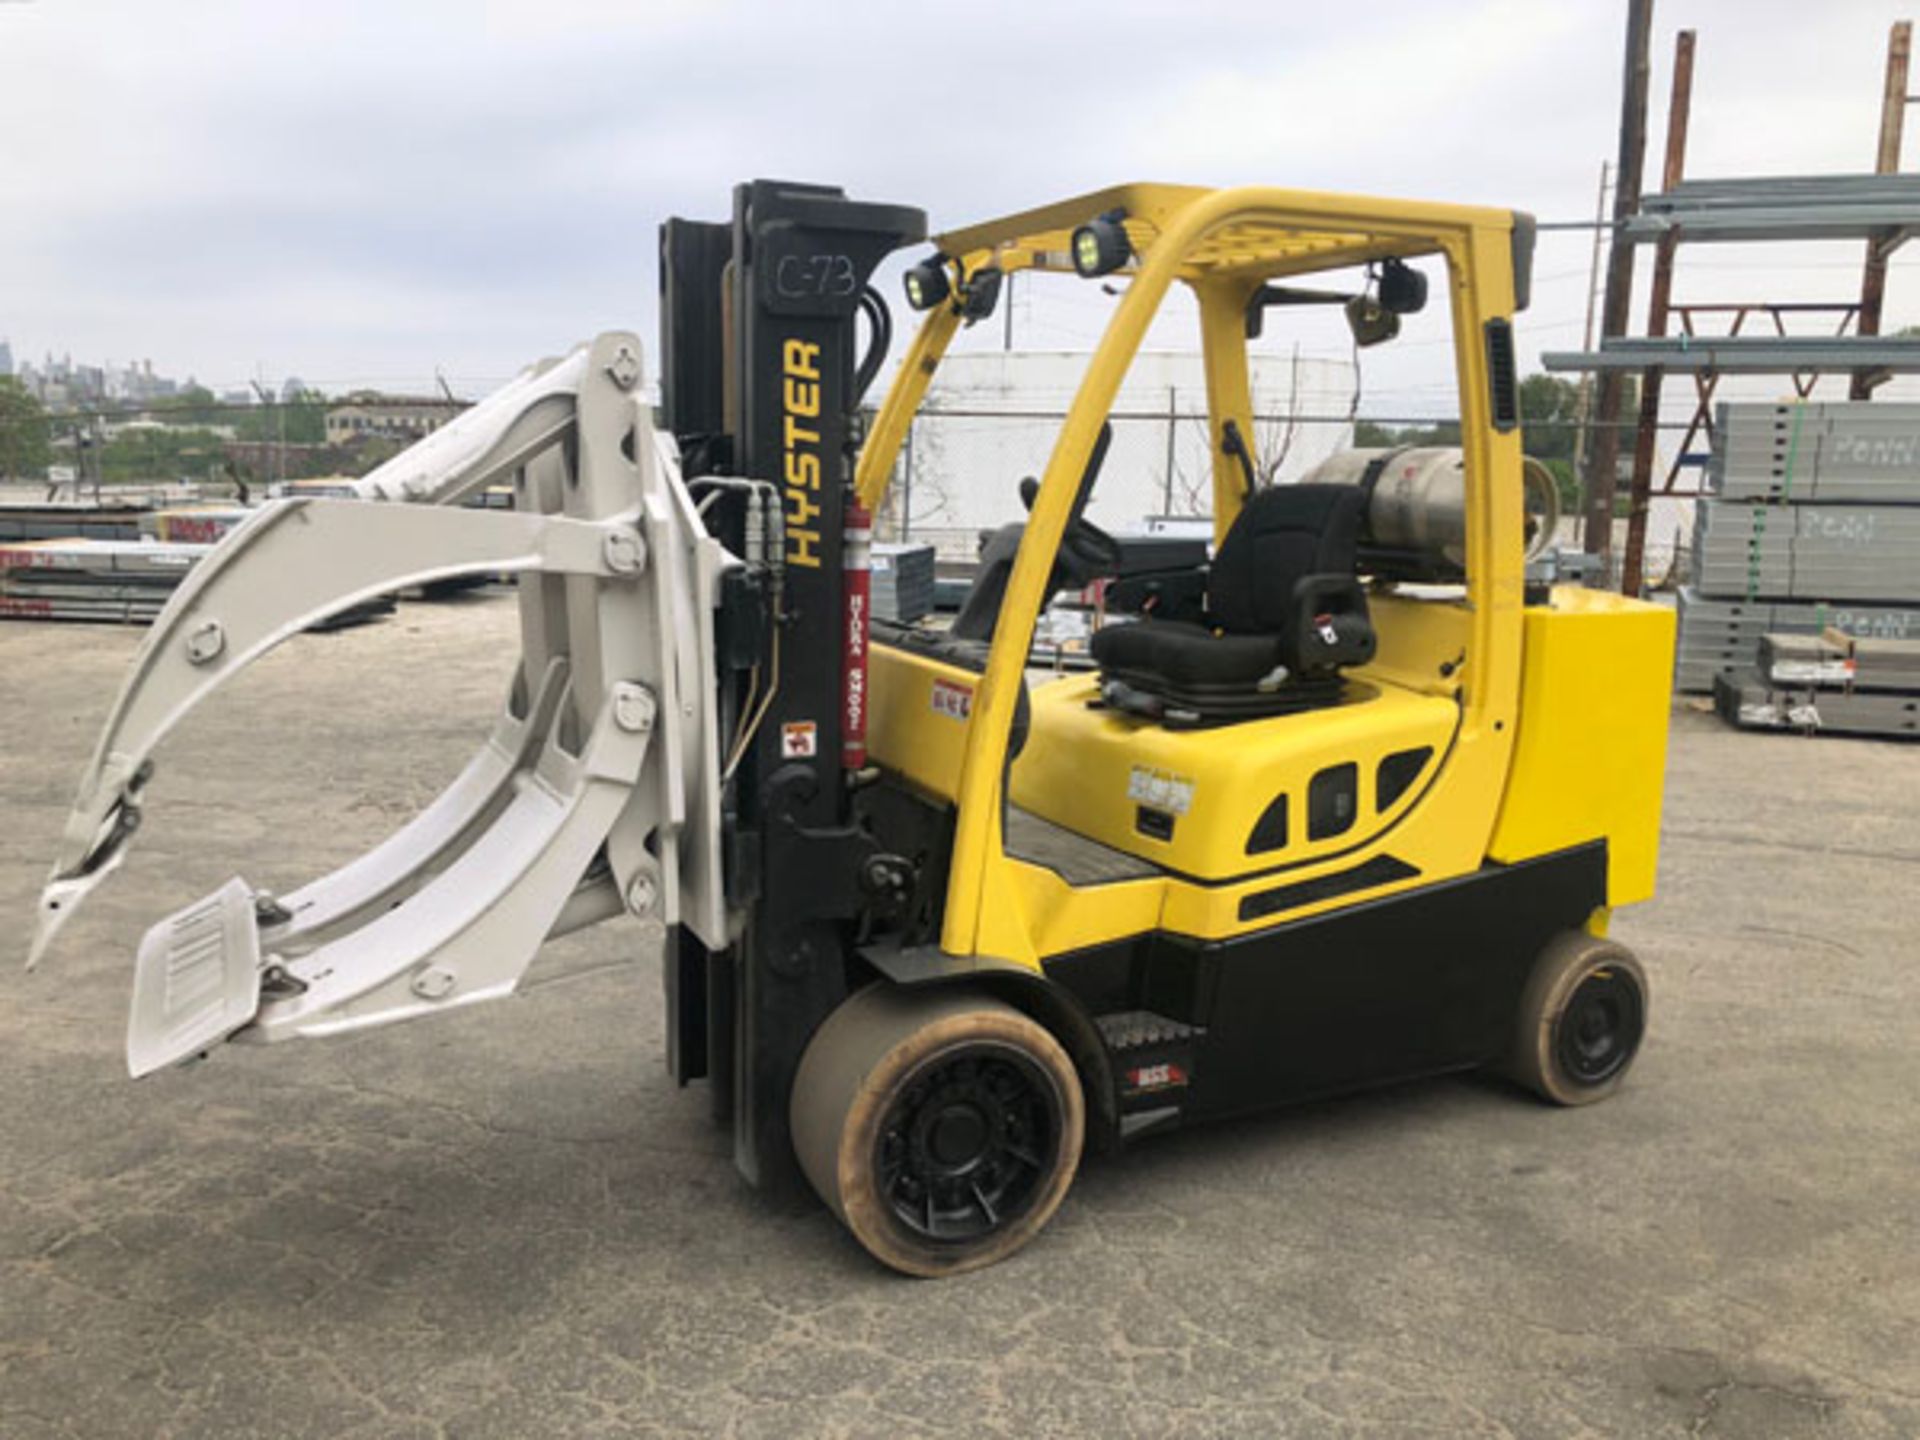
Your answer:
1508;931;1650;1106
790;984;1084;1277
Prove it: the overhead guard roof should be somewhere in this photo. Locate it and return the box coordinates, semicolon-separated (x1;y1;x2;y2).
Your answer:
930;182;1516;283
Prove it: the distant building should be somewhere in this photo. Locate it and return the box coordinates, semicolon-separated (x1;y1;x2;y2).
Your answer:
0;339;12;377
324;392;463;448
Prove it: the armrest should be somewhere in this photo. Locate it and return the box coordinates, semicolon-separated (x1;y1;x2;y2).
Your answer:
1287;574;1376;673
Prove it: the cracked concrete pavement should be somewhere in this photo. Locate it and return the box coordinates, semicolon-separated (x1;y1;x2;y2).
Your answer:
2;593;1916;1438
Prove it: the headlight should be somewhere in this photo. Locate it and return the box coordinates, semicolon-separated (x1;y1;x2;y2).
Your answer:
903;258;951;311
1070;212;1131;278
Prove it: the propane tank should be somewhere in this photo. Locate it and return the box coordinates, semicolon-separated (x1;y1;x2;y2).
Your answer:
1298;446;1560;576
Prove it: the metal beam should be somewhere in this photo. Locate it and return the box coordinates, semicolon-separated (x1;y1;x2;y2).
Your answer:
1545;336;1920;372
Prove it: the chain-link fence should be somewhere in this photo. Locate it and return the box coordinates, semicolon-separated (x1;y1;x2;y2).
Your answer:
874;403;1356;562
875;402;1707;591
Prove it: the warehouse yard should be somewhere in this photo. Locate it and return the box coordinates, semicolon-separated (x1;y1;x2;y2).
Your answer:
1;594;1917;1438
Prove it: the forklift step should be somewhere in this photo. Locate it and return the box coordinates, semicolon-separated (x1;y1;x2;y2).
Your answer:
1096;1009;1203;1051
1097;1010;1205;1131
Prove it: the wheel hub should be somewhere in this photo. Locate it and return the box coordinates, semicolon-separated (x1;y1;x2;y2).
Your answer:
875;1044;1061;1245
926;1103;990;1170
1556;967;1644;1085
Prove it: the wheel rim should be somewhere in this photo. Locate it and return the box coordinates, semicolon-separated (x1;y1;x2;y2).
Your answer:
1555;966;1644;1085
874;1041;1062;1245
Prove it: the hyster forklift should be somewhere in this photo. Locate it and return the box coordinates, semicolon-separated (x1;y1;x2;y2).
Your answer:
29;181;1676;1275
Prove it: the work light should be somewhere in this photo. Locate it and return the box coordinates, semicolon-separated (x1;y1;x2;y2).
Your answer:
903;258;950;311
1070;212;1131;278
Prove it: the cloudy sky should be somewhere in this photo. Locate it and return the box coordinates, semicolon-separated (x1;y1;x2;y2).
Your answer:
4;0;1918;416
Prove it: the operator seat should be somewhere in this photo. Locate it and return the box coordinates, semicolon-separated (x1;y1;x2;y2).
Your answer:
1090;483;1375;727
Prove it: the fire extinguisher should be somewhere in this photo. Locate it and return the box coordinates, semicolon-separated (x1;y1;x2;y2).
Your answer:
841;495;871;770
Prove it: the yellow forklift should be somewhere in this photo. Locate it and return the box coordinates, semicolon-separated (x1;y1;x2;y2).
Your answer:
32;181;1675;1277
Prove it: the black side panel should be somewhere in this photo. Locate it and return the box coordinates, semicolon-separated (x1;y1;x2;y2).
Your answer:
1193;843;1606;1118
1043;842;1607;1132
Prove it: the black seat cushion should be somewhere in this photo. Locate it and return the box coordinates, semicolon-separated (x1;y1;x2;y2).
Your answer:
1208;484;1366;635
1090;620;1283;687
1090;484;1375;724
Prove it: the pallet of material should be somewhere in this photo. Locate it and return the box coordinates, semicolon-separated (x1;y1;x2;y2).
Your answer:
872;542;936;624
1711;401;1920;503
0;503;150;543
1692;500;1920;603
1;575;178;603
142;506;253;544
1673;589;1920;692
0;537;394;628
0;595;169;623
1760;632;1920;690
1713;670;1920;738
0;538;203;576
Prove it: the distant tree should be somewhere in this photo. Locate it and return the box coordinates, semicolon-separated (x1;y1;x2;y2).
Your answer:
157;384;222;428
348;436;407;475
283;388;328;445
1517;373;1582;508
100;425;227;484
1517;374;1580;462
1352;417;1460;449
0;376;53;480
233;387;328;446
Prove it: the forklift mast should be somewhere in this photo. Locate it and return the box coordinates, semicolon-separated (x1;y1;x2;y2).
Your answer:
659;181;925;1188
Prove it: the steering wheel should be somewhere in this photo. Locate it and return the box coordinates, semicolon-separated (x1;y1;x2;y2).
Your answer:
1020;476;1121;578
1019;424;1123;579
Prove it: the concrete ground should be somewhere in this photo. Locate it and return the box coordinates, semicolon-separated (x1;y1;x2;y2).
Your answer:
1;593;1916;1440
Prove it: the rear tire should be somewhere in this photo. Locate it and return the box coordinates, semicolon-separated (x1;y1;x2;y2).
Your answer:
1508;932;1649;1106
791;985;1084;1277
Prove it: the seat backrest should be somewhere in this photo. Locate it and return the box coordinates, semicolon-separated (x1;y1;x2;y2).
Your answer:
1207;483;1366;634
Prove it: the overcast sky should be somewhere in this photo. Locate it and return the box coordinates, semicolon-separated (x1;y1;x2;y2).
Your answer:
4;0;1919;416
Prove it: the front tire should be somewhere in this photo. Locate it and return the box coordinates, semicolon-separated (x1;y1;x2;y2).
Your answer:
1508;932;1649;1106
791;985;1084;1277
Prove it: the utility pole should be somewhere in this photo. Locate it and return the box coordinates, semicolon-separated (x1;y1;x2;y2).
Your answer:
1164;386;1178;513
249;380;281;489
1621;28;1695;597
1582;0;1654;560
1852;20;1912;399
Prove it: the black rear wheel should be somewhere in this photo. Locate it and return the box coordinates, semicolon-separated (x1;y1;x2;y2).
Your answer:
1508;932;1649;1106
